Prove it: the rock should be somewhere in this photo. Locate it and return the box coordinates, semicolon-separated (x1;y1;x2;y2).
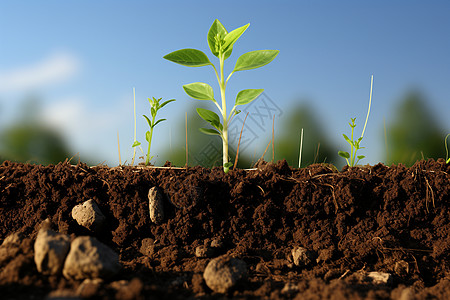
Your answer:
399;287;415;300
109;278;143;300
139;238;157;256
195;245;215;258
0;232;24;265
281;282;299;295
395;260;409;276
316;248;334;263
148;187;164;224
367;271;393;285
2;232;23;247
291;246;313;267
45;289;81;300
76;278;103;298
63;236;121;280
210;237;224;249
71;199;106;232
203;255;247;293
34;228;70;275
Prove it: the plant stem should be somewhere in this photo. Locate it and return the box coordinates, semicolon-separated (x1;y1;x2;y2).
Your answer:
361;75;373;139
219;54;228;166
350;123;355;166
132;87;137;165
146;116;155;166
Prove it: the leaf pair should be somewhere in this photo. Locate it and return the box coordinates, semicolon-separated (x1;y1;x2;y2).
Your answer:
208;19;248;59
183;82;263;107
163;48;279;73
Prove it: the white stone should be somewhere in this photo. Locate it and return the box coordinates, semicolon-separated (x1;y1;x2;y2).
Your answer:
203;255;247;293
367;271;393;285
291;246;313;267
72;199;106;232
34;228;70;275
63;236;121;280
148;187;164;224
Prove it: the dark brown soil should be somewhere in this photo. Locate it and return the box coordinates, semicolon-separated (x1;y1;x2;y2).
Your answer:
0;159;449;299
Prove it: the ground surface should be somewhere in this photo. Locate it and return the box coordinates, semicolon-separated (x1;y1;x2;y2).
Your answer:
0;159;449;299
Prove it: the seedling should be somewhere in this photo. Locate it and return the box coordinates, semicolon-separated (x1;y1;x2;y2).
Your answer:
445;133;450;164
338;75;374;167
132;96;175;166
164;19;279;172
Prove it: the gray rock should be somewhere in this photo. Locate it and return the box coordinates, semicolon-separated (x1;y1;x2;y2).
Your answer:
148;187;164;224
2;232;23;247
34;228;70;275
72;199;106;232
63;236;121;280
291;246;313;267
195;245;214;258
203;255;247;293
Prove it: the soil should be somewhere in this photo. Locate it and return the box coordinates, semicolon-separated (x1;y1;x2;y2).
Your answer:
0;159;449;299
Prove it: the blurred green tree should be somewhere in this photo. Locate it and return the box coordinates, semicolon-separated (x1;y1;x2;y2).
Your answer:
386;91;446;166
0;98;73;165
274;102;339;167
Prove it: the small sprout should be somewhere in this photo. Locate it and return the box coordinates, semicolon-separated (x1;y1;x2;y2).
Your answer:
164;19;279;173
445;133;450;164
339;75;374;167
133;97;175;166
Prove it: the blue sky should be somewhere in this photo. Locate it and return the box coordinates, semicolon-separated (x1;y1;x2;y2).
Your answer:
0;1;449;166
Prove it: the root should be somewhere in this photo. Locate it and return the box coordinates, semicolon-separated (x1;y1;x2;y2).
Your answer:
424;176;435;213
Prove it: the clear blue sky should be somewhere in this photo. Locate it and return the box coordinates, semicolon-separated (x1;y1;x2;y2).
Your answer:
1;1;449;166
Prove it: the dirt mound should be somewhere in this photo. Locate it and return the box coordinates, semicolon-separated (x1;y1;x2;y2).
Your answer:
0;159;449;299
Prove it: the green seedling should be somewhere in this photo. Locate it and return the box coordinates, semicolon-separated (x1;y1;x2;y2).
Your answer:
338;75;374;167
164;19;279;172
132;97;175;166
445;133;450;164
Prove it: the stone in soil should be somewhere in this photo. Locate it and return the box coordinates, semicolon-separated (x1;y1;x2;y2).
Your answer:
62;236;121;280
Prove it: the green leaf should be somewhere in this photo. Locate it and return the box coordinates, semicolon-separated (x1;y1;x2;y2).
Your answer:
145;131;151;142
208;19;227;57
183;82;215;100
357;155;365;159
163;49;212;67
223;162;233;173
234;50;279;72
196;107;220;124
132;141;141;147
199;128;221;136
153;119;166;127
143;115;152;128
338;151;350;159
342;134;351;144
222;23;249;54
235;89;264;106
160;99;175;108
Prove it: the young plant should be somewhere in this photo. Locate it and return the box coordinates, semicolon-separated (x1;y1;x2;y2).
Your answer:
338;75;374;167
163;19;279;172
445;133;450;164
132;97;175;166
